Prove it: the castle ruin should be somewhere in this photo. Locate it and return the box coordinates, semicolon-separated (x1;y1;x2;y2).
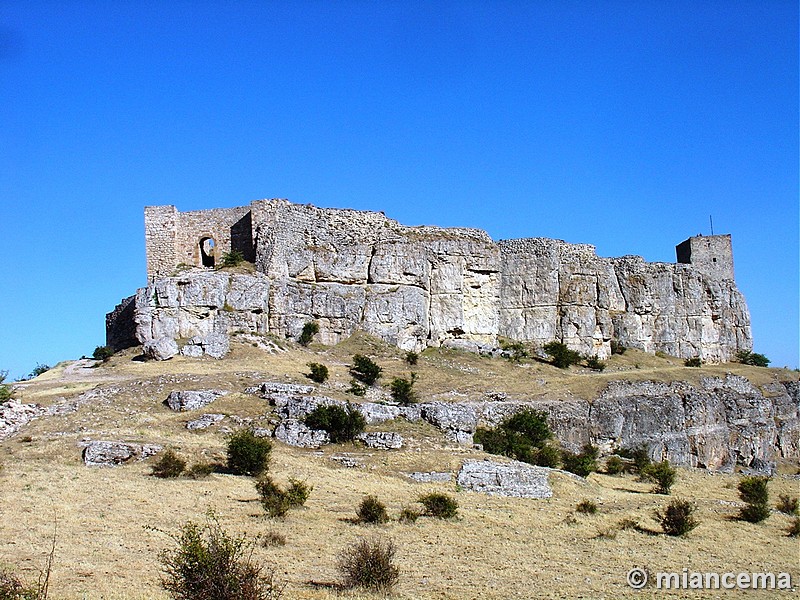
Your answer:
107;198;752;361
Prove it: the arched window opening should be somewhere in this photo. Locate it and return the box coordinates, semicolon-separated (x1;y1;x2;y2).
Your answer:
200;237;216;268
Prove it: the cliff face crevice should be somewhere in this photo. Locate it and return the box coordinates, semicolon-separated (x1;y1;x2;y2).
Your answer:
111;200;751;360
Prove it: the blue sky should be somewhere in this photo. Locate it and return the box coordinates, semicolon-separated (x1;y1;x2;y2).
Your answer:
1;1;797;379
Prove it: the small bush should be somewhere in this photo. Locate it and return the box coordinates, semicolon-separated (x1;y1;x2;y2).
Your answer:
543;341;582;369
306;363;329;384
684;357;702;367
735;350;770;367
357;495;389;524
576;500;598;514
618;518;639;531
389;373;417;406
788;517;800;537
220;249;245;268
643;460;677;495
585;356;606;372
474;409;553;466
159;513;283;600
29;364;50;378
655;499;699;536
532;444;561;468
0;569;39;600
398;507;420;523
284;479;312;507
255;477;292;518
92;346;115;362
605;456;624;475
610;340;627;355
227;430;272;477
777;494;799;515
500;340;528;363
738;476;770;523
304;404;366;443
151;449;187;479
338;536;399;592
619;446;651;474
0;374;10;402
418;493;458;519
404;351;418;366
349;355;382;386
346;381;367;396
561;445;598;478
186;463;216;479
260;530;286;547
298;322;319;347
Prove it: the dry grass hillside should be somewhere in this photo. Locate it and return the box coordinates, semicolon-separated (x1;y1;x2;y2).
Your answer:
1;335;798;599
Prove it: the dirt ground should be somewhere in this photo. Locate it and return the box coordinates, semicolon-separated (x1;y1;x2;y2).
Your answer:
1;338;798;599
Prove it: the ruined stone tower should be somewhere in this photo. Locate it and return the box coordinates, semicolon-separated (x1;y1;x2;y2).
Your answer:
675;234;734;281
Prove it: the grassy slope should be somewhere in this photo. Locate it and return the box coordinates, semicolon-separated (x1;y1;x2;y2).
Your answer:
1;336;798;599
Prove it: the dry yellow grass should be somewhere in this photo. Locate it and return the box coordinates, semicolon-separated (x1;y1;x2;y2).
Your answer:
1;338;798;599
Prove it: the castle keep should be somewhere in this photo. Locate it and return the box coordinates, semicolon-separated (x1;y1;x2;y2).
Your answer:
108;199;751;361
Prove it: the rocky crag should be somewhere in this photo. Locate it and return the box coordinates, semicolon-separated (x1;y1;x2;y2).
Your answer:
107;199;751;361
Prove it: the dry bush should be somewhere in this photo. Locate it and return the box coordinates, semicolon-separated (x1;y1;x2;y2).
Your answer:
337;536;399;592
357;495;389;525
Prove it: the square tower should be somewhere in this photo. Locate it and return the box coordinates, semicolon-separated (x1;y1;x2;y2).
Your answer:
676;234;734;280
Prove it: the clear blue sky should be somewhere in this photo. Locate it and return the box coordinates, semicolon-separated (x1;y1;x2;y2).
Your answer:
1;1;797;380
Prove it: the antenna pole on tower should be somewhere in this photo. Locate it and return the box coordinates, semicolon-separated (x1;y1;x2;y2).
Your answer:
709;215;714;236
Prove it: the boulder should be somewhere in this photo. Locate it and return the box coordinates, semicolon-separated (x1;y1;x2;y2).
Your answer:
143;336;178;361
82;441;163;467
457;459;553;498
165;390;228;412
357;431;403;449
186;413;225;430
273;419;329;448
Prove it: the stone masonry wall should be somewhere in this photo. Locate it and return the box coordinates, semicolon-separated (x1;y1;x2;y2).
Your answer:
127;199;752;360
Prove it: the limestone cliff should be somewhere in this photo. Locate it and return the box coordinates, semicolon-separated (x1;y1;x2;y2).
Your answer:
109;199;751;360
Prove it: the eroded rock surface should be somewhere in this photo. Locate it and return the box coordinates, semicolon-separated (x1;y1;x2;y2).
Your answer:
82;441;163;466
457;459;553;498
165;390;228;412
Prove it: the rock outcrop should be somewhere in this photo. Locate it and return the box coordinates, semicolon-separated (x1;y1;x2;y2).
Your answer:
457;459;553;498
0;400;44;440
108;199;751;361
82;441;163;466
165;390;228;412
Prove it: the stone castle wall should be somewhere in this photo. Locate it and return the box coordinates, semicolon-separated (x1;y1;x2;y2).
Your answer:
117;199;752;361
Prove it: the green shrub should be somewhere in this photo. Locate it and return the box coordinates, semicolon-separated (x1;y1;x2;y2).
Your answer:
619;446;651;474
29;364;49;378
220;249;245;268
543;341;581;369
0;371;10;403
186;463;216;479
610;340;627;355
151;449;187;479
684;357;702;367
255;477;292;518
777;494;799;515
298;322;319;347
643;460;677;495
306;363;329;384
398;507;420;523
532;444;561;468
585;356;606;372
735;350;770;367
500;339;528;363
357;495;389;524
404;351;418;366
788;517;800;537
576;499;598;514
605;456;624;475
561;445;598;477
474;409;554;466
389;373;417;406
655;499;698;536
738;476;770;523
418;493;458;519
346;381;367;396
304;404;366;443
226;430;272;477
337;536;399;592
92;346;115;362
349;355;382;386
159;513;283;600
284;479;312;507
